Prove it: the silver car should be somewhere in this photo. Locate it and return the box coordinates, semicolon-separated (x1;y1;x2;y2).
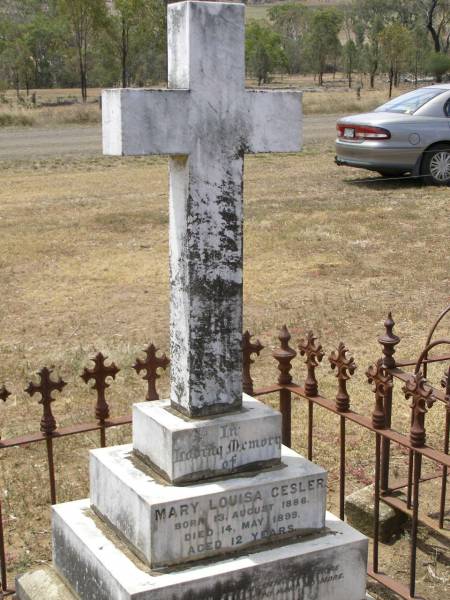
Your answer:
335;84;450;184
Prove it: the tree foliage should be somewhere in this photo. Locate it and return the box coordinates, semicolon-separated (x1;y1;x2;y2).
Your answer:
245;20;287;85
268;3;308;74
426;50;450;79
304;8;343;85
0;0;449;96
379;23;413;97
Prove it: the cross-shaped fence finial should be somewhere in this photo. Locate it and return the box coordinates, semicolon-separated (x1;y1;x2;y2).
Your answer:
366;359;392;430
242;331;264;395
403;371;435;448
133;344;170;401
329;342;356;412
25;367;67;435
299;331;324;397
81;353;120;423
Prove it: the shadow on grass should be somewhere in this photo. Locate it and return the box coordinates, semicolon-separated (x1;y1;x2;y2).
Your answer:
345;174;425;190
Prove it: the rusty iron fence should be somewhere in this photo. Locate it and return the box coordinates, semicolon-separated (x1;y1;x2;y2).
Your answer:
0;310;449;600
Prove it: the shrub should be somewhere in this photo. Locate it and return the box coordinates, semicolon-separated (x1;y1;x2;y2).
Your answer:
426;52;450;82
0;112;35;127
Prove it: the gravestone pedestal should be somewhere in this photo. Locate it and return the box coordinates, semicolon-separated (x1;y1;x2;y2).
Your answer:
16;3;368;599
17;399;368;600
132;395;283;483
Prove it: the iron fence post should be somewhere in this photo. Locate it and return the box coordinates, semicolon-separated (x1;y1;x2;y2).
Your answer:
378;313;400;492
272;326;296;448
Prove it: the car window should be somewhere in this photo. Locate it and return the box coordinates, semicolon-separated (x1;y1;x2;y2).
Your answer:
375;88;446;114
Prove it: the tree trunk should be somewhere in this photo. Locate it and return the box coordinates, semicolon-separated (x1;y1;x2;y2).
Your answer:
121;19;128;88
370;72;375;89
394;69;399;88
388;67;393;98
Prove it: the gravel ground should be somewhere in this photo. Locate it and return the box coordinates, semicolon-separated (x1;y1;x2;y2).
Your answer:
0;115;339;161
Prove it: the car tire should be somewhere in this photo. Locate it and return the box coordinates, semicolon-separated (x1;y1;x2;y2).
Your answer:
421;144;450;186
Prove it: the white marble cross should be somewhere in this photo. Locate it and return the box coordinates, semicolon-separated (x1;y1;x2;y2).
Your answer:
102;1;302;418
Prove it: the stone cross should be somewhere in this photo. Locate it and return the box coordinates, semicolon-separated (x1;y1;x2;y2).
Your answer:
103;1;302;417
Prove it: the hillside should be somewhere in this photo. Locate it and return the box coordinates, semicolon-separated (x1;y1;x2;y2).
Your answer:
246;0;348;21
247;0;347;5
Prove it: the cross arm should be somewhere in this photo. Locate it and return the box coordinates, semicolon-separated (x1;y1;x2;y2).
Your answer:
244;90;303;154
102;89;191;156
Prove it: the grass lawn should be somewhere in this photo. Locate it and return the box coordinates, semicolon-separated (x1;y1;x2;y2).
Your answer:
0;138;449;597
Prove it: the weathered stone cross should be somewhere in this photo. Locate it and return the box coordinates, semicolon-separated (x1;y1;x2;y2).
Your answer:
103;1;302;418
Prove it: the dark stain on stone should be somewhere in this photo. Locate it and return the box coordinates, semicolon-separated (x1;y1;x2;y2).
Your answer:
169;541;354;600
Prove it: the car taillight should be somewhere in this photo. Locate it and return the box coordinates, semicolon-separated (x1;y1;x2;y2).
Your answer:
337;123;391;140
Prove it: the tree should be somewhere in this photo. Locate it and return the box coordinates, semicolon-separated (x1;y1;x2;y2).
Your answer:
411;23;432;85
268;3;308;74
107;0;146;88
245;20;287;85
419;0;450;54
379;23;412;97
304;8;342;86
342;40;358;88
57;0;107;102
427;51;450;80
22;13;66;89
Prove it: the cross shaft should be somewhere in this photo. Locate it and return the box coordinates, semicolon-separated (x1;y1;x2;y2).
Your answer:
103;2;302;417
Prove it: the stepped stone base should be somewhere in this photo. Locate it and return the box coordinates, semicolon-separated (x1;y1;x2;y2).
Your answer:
90;444;327;567
17;570;375;600
345;485;408;542
16;502;368;600
133;396;282;483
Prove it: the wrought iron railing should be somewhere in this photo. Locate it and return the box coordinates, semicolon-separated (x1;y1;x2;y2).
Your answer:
0;310;449;600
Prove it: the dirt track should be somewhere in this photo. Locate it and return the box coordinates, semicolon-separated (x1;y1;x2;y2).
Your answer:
0;115;338;161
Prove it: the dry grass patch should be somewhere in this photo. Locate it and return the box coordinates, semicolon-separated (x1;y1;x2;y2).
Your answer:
0;81;406;129
0;103;100;128
0;144;449;598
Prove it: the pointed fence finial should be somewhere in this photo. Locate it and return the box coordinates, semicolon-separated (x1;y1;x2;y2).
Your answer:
272;325;297;385
378;312;400;369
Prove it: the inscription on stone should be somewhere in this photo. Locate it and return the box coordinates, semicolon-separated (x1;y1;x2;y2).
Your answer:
193;565;346;600
173;424;281;472
133;398;283;483
153;476;326;564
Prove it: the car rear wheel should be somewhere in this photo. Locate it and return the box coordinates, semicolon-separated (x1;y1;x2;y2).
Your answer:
422;144;450;185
